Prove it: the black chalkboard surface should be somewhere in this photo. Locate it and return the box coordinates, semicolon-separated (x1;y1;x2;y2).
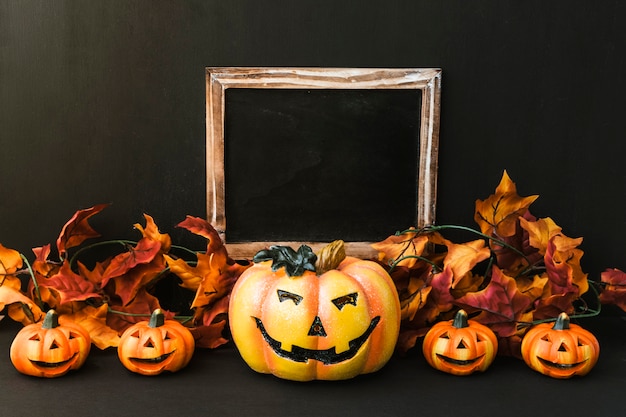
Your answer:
206;67;441;258
224;88;422;242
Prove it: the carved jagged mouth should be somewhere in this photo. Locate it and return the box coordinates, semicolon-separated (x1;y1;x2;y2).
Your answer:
253;316;380;365
436;353;483;366
129;351;174;364
30;352;78;368
538;357;587;370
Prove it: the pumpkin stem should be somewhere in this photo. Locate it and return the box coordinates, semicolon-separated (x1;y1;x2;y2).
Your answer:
42;309;59;329
316;240;347;275
552;312;571;331
452;309;469;329
253;245;317;277
149;309;166;328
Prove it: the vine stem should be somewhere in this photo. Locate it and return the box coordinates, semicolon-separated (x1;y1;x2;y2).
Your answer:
68;239;137;269
107;307;193;324
20;254;44;310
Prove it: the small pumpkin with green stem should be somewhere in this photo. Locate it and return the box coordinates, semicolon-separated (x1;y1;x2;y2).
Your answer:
422;309;498;375
228;240;401;381
10;309;91;378
117;309;195;375
521;312;600;378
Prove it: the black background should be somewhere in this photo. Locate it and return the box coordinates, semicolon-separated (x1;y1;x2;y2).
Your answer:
2;2;626;415
2;1;625;275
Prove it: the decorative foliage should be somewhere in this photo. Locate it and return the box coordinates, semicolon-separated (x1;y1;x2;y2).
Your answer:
372;171;602;357
0;206;249;351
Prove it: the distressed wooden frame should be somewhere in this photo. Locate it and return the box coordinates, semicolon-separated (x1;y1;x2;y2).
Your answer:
206;67;441;259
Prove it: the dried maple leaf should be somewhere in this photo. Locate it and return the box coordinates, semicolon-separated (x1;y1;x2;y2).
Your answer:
474;171;538;238
99;237;162;289
56;204;108;259
441;238;491;281
106;289;168;333
599;268;626;312
37;261;101;304
371;229;431;268
59;304;120;349
177;215;227;258
455;266;532;337
190;296;230;349
0;243;23;279
134;213;172;253
520;216;562;255
544;234;587;295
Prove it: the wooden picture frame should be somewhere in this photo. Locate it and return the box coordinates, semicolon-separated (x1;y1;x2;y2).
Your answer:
206;67;441;259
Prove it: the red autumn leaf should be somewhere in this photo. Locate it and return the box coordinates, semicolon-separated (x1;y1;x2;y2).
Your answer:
56;204;108;258
455;266;532;337
99;237;162;288
190;295;230;348
106;289;171;334
177;216;227;258
427;266;456;312
474;171;538;238
37;261;101;304
107;262;165;307
599;268;626;312
532;292;578;320
544;234;587;295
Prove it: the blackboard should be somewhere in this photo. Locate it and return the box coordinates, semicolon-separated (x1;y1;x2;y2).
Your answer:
206;68;441;258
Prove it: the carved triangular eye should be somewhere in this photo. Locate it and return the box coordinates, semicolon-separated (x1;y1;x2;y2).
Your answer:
541;335;551;342
144;338;155;348
29;335;41;341
558;343;568;352
577;338;586;347
457;340;467;349
331;293;358;310
50;340;60;350
277;289;303;305
68;332;79;340
164;332;171;340
439;332;450;339
131;330;141;338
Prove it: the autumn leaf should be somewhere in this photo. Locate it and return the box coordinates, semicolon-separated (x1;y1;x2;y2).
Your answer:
56;204;108;258
59;304;120;349
37;261;101;304
177;216;227;258
371;229;431;268
190;252;246;309
441;238;491;281
599;268;626;312
106;289;168;334
532;292;578;320
190;295;230;348
544;234;588;295
0;243;23;279
134;214;172;253
474;171;538;238
520;217;562;255
99;237;162;289
455;266;532;337
31;244;60;278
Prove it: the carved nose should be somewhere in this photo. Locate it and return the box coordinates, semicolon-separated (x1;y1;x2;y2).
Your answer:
308;316;327;337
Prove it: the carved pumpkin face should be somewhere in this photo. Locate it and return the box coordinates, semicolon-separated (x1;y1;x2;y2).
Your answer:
229;243;401;381
521;312;599;379
10;310;91;378
422;309;498;376
117;309;195;376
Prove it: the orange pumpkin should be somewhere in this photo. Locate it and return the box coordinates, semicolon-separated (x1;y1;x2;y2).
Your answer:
422;309;498;375
521;312;599;379
10;309;91;378
117;309;195;375
228;241;401;381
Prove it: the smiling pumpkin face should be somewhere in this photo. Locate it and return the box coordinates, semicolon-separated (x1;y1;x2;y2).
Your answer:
422;310;498;376
10;310;91;378
229;243;400;381
521;312;599;379
117;309;195;376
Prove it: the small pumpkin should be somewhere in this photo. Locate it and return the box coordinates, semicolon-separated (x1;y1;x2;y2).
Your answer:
117;309;195;376
10;309;91;378
228;241;401;381
422;309;498;376
521;312;599;379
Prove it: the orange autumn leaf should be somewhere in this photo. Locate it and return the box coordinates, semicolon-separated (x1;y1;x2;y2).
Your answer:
59;304;120;349
191;252;245;309
0;243;23;279
99;237;162;289
134;213;172;253
520;217;562;255
31;244;60;278
371;229;430;268
441;239;491;283
176;215;227;258
190;296;230;348
56;204;108;258
474;171;538;238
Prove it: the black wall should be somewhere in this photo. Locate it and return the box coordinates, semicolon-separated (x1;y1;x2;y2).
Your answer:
2;1;625;276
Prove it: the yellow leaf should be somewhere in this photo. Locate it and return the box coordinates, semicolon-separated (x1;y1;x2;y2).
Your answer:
520;217;562;255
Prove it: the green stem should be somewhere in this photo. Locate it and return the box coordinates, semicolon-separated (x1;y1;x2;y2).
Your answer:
68;239;137;269
107;307;194;324
388;255;441;273
20;254;44;310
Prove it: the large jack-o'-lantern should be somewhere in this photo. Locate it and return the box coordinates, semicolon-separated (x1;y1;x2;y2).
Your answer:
228;241;401;381
10;309;91;378
422;309;498;376
521;312;599;379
